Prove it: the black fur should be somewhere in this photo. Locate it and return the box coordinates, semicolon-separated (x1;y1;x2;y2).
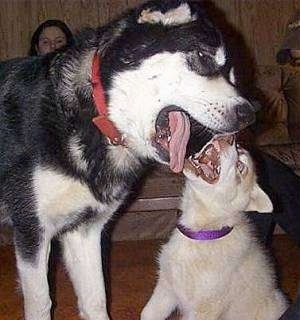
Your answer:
0;51;146;260
0;0;240;261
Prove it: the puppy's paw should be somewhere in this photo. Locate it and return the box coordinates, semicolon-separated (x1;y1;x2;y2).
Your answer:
140;305;162;320
79;309;110;320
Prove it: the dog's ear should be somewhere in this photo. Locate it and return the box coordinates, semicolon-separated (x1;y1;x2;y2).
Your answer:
246;184;273;213
137;2;196;26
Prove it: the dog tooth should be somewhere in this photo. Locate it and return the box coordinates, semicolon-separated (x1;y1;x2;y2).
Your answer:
228;135;235;145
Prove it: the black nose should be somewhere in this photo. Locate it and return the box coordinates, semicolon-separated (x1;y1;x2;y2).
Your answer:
236;103;256;129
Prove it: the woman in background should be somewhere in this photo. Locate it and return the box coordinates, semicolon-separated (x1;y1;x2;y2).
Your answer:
29;19;74;56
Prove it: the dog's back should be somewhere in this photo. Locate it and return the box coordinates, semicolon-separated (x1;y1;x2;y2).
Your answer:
142;137;288;320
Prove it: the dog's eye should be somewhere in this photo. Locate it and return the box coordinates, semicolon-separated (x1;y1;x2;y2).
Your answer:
186;50;219;76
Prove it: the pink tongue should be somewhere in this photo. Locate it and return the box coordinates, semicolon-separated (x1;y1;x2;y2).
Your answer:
168;111;191;173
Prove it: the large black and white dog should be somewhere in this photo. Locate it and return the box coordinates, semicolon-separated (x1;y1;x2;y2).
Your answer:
0;1;256;319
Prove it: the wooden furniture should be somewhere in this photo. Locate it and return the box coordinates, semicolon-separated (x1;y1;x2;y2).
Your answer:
112;165;184;241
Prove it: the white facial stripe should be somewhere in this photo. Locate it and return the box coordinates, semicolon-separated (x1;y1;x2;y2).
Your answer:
138;3;196;26
215;47;226;66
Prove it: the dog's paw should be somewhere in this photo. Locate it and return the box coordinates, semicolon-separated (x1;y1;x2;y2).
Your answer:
79;310;110;320
140;306;158;320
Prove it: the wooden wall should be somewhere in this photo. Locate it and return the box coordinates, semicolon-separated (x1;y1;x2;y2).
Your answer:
0;0;143;60
0;0;299;66
210;0;299;66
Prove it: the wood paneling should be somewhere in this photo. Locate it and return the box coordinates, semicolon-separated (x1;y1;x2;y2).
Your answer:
0;0;299;65
0;0;145;60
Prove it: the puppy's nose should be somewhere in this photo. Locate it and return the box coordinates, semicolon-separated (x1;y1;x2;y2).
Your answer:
235;103;256;129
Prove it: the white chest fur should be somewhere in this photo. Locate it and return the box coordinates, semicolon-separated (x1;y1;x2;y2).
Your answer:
33;166;120;234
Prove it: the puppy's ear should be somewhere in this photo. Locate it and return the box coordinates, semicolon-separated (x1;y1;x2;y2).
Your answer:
246;184;273;213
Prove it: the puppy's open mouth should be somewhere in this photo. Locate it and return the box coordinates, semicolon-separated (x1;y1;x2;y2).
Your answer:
185;135;235;183
184;134;248;184
153;106;216;173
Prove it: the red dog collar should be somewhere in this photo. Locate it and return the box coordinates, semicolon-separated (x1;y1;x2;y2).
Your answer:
91;52;125;145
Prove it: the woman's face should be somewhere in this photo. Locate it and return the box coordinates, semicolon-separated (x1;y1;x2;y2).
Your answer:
36;26;67;55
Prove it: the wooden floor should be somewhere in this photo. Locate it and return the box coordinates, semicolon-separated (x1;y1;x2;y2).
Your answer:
0;235;299;320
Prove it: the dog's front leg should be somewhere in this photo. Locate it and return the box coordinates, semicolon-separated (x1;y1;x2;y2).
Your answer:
15;234;52;320
181;304;223;320
141;276;177;320
61;221;109;320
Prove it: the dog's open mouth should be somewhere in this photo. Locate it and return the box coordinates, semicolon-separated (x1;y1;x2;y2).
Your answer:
185;135;235;184
153;106;215;173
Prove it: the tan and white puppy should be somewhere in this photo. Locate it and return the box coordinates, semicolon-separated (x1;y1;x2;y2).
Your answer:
141;136;288;320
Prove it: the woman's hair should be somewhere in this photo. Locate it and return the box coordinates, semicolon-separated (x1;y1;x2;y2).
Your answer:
29;19;74;56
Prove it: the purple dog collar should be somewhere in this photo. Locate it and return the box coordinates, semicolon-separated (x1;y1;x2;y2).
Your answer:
177;223;233;241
